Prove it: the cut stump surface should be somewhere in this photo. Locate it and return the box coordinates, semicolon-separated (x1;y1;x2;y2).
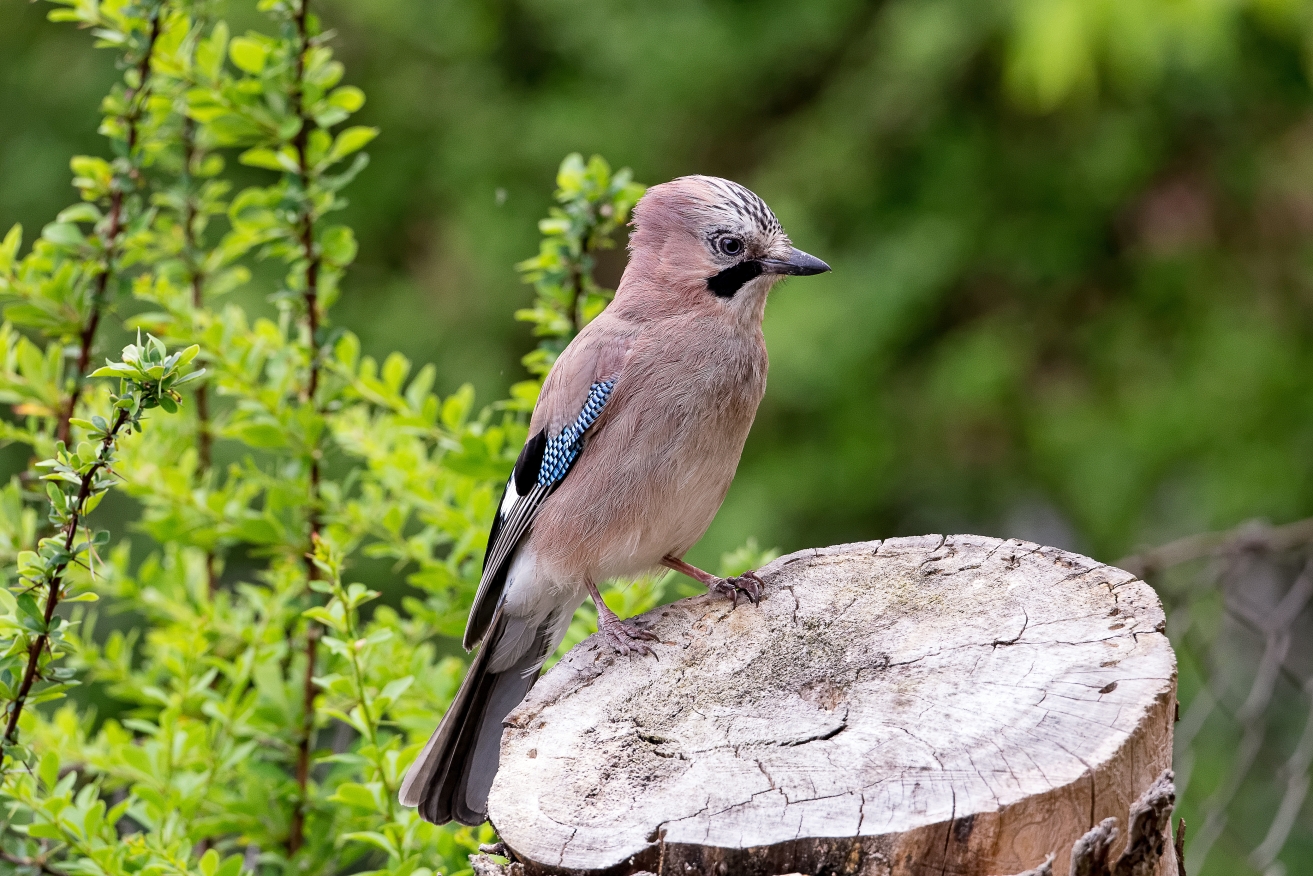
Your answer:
488;536;1178;876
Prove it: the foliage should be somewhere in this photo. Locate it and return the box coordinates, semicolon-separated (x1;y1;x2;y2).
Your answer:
287;3;1313;872
513;153;643;380
0;4;775;875
0;335;200;767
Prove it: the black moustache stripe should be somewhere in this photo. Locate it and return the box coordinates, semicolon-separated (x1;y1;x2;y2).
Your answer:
706;259;763;298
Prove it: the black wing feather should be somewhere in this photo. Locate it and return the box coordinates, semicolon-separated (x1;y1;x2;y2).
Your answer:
512;429;548;498
478;428;547;585
463;380;615;651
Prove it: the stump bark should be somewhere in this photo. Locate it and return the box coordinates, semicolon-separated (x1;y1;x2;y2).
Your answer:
487;536;1178;876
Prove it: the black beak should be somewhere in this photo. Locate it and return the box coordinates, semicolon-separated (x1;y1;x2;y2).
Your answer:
758;247;831;276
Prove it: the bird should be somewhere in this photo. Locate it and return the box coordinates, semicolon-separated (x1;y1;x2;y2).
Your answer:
398;174;830;826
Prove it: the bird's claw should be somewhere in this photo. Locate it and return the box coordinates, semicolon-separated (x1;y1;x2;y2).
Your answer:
709;570;764;607
597;613;658;657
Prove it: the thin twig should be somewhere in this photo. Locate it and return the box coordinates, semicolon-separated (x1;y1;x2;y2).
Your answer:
1174;817;1187;876
180;115;214;477
287;0;324;855
2;408;131;756
56;10;163;447
1118;516;1313;578
179;109;218;596
290;623;318;842
291;0;322;566
339;577;396;816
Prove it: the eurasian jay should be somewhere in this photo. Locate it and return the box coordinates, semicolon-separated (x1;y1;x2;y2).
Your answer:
399;175;830;825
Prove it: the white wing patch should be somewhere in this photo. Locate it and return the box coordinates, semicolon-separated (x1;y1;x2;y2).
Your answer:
499;477;519;518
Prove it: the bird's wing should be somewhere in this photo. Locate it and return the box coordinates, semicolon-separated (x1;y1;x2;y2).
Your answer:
462;325;632;650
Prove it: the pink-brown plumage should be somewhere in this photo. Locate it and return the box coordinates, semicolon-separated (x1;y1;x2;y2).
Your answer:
528;301;768;582
400;174;829;826
528;177;781;580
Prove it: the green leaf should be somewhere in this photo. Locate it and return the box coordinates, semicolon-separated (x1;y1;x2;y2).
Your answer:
227;421;286;449
335;331;361;370
17;593;46;626
90;363;137;379
319;225;357;266
240;146;299;173
327;782;380;811
0;223;21;271
215;856;244;876
326;126;378;165
340;830;398;855
378;675;414;705
41;222;86;249
56;203;101;224
196;21;229;80
176;344;201;367
229;36;269;74
82;489;105;516
303;606;345;632
25;823;64;841
172;369;206;387
327;85;365;113
39;750;59;790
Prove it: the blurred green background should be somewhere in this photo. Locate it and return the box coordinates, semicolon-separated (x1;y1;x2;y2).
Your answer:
4;0;1313;872
7;0;1313;563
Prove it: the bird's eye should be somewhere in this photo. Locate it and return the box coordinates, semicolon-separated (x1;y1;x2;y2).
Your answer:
718;237;744;257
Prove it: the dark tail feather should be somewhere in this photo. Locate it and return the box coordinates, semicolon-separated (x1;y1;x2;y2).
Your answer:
398;613;542;825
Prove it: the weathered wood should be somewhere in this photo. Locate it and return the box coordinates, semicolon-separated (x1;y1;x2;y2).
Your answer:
487;536;1178;876
1002;769;1177;876
1069;819;1118;876
1110;771;1176;876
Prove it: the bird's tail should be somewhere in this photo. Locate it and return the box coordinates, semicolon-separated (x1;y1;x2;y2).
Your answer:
398;612;542;825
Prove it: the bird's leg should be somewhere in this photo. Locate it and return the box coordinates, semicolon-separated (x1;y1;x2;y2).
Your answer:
661;555;763;607
584;577;657;657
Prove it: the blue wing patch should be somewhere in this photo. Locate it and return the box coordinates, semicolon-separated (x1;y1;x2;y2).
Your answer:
538;379;616;485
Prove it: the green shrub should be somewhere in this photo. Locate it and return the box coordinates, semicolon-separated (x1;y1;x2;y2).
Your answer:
0;3;772;875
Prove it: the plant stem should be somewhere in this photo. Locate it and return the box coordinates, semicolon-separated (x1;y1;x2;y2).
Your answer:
291;0;323;575
287;0;324;854
340;585;395;817
179;111;218;595
2;407;131;761
290;622;318;844
55;10;162;448
1118;516;1313;578
181;116;214;477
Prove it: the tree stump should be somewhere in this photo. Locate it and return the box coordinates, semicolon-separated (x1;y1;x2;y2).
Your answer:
487;536;1178;876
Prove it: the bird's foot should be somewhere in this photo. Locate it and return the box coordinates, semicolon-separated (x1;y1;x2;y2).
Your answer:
708;570;764;607
661;555;766;608
596;611;658;657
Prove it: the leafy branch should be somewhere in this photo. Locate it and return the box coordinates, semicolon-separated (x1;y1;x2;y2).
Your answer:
50;0;167;447
0;336;201;765
514;153;643;383
305;540;400;819
0;5;760;876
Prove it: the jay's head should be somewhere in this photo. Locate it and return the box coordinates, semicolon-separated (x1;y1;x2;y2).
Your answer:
617;175;830;325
